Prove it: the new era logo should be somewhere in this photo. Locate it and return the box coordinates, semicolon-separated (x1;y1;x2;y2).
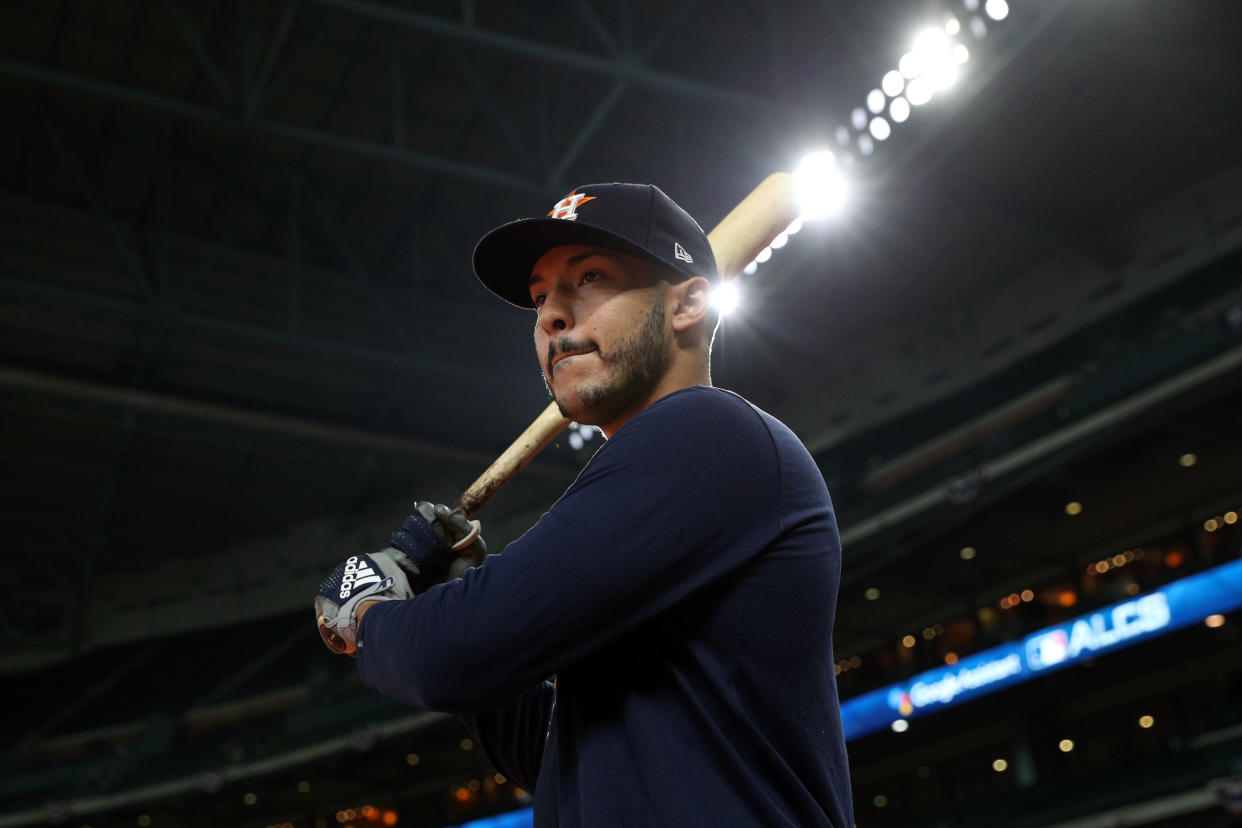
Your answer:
674;242;693;263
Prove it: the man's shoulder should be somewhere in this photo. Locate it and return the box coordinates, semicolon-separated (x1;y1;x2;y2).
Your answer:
656;386;802;435
645;384;758;418
618;385;807;457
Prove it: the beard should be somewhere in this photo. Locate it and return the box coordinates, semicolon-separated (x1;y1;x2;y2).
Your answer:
544;293;671;429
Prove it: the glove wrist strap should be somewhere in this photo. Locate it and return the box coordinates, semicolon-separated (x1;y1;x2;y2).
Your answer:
391;514;445;573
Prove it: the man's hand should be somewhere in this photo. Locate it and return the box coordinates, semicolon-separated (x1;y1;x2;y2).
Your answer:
314;552;413;655
313;503;486;655
388;502;488;592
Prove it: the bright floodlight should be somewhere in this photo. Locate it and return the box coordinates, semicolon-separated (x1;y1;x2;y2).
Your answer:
869;117;891;141
793;150;848;219
985;0;1009;21
770;231;789;249
953;43;970;64
743;261;758;275
867;88;886;114
890;96;911;123
785;217;804;235
713;280;741;315
928;62;959;91
898;51;922;79
881;70;904;97
944;16;961;35
907;76;933;106
755;246;773;263
913;27;950;62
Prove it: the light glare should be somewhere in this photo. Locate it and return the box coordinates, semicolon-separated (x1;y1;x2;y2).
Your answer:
945;16;961;35
743;261;758;275
770;232;789;249
890;96;911;123
851;107;867;130
793;150;848;219
713;281;741;315
867;88;886;114
881;70;905;97
891;719;909;733
857;134;874;156
869;117;891;141
953;43;970;64
898;51;922;79
929;63;959;90
907;77;932;105
755;246;772;263
914;28;950;60
985;0;1009;21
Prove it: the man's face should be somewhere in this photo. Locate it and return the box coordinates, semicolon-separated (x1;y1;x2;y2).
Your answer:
528;244;672;435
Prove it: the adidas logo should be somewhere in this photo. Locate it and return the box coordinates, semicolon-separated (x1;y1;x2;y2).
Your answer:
674;242;693;263
339;555;383;600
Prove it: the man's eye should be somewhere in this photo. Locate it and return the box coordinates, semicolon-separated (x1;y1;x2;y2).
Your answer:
581;270;602;284
532;294;546;307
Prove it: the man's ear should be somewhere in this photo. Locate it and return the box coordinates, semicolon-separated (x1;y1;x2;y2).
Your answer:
671;276;711;333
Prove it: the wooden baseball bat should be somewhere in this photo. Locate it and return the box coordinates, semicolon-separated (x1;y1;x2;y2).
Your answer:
319;174;799;653
451;172;799;518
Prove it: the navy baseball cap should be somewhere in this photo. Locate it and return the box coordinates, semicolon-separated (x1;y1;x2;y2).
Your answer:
473;183;718;309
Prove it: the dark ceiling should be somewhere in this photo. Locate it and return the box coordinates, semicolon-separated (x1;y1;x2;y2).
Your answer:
2;1;1242;827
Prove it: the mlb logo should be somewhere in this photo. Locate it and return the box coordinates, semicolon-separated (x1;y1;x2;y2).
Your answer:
1026;629;1069;670
886;688;914;716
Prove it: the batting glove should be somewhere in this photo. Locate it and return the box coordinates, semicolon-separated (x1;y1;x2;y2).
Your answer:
314;551;412;655
388;502;488;593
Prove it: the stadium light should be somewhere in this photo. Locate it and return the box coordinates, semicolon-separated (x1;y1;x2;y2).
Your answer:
985;0;1010;21
713;280;742;316
732;0;1010;281
792;150;849;220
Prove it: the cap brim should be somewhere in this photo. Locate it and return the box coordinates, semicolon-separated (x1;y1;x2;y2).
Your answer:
473;217;668;308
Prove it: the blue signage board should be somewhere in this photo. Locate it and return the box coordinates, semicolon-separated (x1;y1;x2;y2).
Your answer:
841;557;1242;741
455;808;534;828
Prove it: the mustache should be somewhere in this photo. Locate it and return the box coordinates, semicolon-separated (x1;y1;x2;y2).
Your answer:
546;337;597;374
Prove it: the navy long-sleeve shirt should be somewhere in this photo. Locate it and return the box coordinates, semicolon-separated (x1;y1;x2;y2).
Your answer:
357;386;853;826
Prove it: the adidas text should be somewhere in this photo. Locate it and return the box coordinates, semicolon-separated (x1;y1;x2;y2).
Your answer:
339;555;383;599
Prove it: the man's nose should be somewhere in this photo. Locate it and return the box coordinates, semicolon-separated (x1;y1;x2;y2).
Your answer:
537;289;572;333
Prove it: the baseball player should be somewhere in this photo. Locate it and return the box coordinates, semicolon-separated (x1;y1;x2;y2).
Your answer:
314;184;854;826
